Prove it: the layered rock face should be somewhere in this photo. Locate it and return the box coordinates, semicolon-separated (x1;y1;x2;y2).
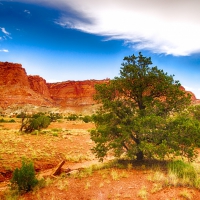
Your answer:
0;62;30;86
47;80;109;108
0;62;108;111
0;61;197;112
0;62;53;109
28;75;51;98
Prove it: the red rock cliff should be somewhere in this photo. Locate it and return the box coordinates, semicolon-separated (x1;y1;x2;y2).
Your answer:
28;75;51;98
0;62;53;108
0;62;30;87
47;80;109;107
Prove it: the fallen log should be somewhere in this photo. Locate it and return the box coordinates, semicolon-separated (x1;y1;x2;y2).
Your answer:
51;160;65;176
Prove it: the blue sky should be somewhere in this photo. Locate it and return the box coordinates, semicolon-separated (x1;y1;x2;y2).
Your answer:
0;0;200;98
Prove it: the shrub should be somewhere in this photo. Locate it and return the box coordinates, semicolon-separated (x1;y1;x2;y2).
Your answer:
0;118;16;123
20;113;51;133
9;119;16;123
48;113;63;122
10;159;38;194
66;114;79;121
0;118;6;123
81;115;93;123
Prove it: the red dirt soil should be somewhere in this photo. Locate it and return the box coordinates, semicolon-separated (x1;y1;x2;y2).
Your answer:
1;120;200;199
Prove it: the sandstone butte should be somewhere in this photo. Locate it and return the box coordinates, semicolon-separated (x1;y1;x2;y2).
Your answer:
0;61;109;112
0;61;197;112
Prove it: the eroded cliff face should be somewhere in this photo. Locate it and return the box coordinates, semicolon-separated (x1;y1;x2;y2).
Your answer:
0;62;30;86
28;75;51;98
0;62;108;111
0;61;197;112
0;62;53;109
47;80;109;107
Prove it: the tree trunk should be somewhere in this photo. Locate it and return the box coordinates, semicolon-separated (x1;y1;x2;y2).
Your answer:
136;150;144;161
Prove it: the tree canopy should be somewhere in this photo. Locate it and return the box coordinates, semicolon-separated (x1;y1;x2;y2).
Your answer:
91;52;199;161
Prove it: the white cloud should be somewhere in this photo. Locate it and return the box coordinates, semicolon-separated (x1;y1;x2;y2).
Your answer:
0;49;9;52
0;27;12;39
24;9;30;14
0;27;10;35
8;0;200;56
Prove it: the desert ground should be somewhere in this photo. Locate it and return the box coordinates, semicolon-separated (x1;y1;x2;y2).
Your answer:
1;117;200;200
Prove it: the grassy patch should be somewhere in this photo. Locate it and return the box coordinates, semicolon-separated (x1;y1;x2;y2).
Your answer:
137;186;148;200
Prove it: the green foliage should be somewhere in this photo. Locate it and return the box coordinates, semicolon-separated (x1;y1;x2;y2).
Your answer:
0;118;16;123
81;115;93;123
10;159;38;194
20;113;51;133
168;160;197;182
0;118;6;123
66;114;79;121
9;119;16;123
91;52;196;162
48;113;63;122
188;105;200;121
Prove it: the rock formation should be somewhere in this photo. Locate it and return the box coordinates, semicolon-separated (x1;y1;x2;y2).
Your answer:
0;61;197;112
0;62;53;109
28;75;51;98
0;62;30;86
47;80;109;108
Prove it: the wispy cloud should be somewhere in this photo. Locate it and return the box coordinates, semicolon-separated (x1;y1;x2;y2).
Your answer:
54;0;200;56
0;27;10;35
0;27;12;39
0;49;9;53
24;9;30;14
8;0;200;56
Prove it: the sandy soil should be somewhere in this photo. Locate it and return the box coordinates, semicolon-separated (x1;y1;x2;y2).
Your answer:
0;120;200;200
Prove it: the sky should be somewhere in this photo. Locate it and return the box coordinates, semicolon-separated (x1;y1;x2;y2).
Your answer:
0;0;200;98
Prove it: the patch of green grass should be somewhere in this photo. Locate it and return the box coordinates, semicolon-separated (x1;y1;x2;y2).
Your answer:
167;160;198;187
52;133;58;137
148;159;200;190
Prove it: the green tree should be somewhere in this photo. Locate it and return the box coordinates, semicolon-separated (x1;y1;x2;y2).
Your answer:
20;113;51;133
91;52;196;161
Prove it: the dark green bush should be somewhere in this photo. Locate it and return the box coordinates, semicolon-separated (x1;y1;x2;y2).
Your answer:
20;113;51;133
0;118;6;123
81;115;92;123
66;114;79;121
0;118;15;123
48;113;63;122
9;119;16;123
10;159;38;194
